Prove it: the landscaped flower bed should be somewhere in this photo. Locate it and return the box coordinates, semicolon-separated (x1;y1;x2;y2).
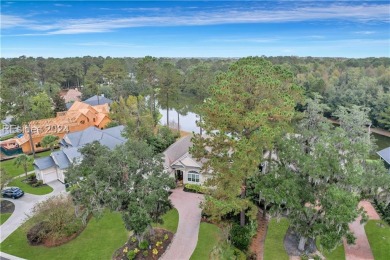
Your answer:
113;228;173;260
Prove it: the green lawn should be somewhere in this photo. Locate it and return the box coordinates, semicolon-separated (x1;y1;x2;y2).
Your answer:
264;218;289;260
2;149;57;178
190;222;221;260
0;211;128;260
316;238;345;260
365;220;390;260
8;175;53;195
0;213;12;225
153;208;179;233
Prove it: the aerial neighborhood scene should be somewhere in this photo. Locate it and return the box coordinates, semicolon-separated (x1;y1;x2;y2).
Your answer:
1;1;390;260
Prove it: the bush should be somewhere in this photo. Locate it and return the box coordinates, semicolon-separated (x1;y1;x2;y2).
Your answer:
143;251;148;257
139;240;149;250
25;195;85;246
127;250;136;260
229;224;251;251
374;199;390;225
27;221;51;245
184;183;205;194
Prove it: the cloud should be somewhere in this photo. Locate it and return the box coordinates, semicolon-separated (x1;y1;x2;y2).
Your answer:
2;3;389;35
354;31;376;35
0;14;30;29
53;4;72;7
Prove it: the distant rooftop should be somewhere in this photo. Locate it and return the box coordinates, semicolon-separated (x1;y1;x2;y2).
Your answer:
83;95;113;106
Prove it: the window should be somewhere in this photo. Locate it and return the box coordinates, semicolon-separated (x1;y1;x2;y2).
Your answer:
80;120;85;124
187;171;200;183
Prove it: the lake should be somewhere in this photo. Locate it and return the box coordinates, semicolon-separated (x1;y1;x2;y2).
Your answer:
159;106;390;158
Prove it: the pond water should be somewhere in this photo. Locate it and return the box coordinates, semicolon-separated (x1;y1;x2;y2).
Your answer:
159;106;390;158
159;108;201;133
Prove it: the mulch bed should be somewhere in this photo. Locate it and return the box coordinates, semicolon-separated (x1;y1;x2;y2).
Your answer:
0;200;15;214
113;228;174;260
284;227;316;256
249;210;269;260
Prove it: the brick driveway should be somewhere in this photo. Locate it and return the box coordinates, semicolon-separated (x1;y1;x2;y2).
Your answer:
161;188;204;260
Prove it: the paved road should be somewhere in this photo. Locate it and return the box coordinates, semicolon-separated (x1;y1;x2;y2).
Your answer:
0;181;66;243
161;188;204;260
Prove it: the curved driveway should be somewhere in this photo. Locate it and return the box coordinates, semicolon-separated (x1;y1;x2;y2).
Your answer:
161;188;204;260
0;181;65;243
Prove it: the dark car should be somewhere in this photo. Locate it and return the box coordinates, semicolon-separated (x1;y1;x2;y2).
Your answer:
1;187;24;199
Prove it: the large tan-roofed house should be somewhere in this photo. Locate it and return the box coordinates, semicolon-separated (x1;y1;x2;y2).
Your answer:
15;101;111;154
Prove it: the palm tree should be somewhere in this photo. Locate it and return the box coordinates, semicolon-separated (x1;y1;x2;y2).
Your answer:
41;135;59;152
14;154;33;178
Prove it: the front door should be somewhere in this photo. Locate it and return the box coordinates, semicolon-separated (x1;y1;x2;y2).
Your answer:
175;170;183;181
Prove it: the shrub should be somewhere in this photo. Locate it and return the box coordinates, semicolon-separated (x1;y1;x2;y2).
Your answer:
184;184;205;194
229;224;251;251
130;236;137;243
127;250;136;260
374;199;390;225
152;248;158;255
164;234;169;240
26;221;50;245
139;240;149;250
143;251;149;257
25;195;85;246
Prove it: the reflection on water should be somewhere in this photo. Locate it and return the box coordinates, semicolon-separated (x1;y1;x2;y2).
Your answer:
159;106;390;156
159;108;201;133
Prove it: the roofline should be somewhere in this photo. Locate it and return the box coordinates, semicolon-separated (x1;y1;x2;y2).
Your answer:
377;151;390;165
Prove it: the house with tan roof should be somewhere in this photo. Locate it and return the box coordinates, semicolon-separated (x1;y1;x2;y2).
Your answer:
15;101;111;154
163;134;210;185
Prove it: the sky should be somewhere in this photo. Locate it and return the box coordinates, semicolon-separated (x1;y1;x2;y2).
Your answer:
1;1;389;58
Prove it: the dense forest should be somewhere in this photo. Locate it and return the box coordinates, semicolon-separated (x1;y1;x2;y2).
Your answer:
1;56;389;130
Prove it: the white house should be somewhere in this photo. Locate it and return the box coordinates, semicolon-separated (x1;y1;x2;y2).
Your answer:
34;125;126;183
163;134;209;185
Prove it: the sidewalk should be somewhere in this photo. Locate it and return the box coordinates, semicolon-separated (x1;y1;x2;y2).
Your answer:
343;201;380;260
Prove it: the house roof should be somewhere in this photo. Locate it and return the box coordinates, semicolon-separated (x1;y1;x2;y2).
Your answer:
34;156;56;170
377;147;390;165
63;125;125;148
35;125;126;171
51;150;71;169
163;135;193;165
83;95;113;106
16;101;110;145
61;89;81;103
163;134;203;169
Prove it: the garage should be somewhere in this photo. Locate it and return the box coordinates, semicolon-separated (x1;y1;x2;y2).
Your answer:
42;170;58;183
33;156;58;184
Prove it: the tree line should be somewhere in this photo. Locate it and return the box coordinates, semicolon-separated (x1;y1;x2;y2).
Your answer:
1;55;389;130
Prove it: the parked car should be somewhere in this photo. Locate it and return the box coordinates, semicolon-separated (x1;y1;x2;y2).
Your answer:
1;187;24;199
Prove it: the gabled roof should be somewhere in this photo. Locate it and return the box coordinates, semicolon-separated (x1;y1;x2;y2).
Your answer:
34;156;56;170
164;135;193;164
377;147;390;165
83;95;113;106
51;150;71;169
163;134;203;169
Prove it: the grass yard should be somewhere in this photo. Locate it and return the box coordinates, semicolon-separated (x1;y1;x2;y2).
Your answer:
8;175;53;195
1;149;57;178
0;213;12;225
365;220;390;260
190;222;221;260
316;238;345;260
0;211;128;260
264;218;289;260
153;208;179;233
